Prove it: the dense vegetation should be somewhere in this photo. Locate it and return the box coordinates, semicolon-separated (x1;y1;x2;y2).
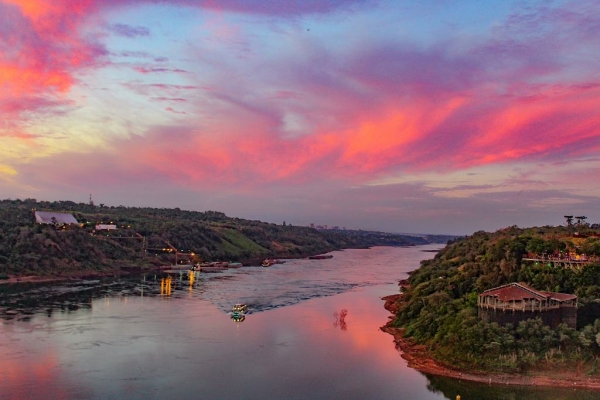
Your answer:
0;198;452;277
391;225;600;374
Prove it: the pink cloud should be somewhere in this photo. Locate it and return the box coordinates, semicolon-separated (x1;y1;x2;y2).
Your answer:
30;72;600;192
152;97;188;102
107;22;150;38
0;130;39;140
0;0;106;140
163;0;371;16
122;83;199;97
3;0;600;220
133;67;188;74
164;107;186;114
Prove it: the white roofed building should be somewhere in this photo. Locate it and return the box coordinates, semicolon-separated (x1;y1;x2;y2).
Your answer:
34;211;79;225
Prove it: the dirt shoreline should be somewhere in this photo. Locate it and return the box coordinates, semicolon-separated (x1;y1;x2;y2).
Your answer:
381;293;600;390
0;271;130;285
1;276;68;285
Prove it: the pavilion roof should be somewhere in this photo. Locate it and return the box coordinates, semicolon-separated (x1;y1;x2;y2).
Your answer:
479;282;576;302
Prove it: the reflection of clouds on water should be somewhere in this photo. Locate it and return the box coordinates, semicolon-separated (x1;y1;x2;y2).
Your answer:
203;247;434;314
3;246;596;399
333;309;348;331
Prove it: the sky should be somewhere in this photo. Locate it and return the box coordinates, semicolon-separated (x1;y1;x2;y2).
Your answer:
1;0;599;235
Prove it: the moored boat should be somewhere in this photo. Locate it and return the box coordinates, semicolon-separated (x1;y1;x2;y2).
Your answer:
196;261;229;272
262;259;285;267
262;259;274;267
308;254;333;260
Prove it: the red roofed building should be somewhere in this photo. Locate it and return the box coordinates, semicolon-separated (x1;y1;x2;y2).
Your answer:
478;282;577;328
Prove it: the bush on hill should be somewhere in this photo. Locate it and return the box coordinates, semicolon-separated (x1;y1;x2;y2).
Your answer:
392;225;600;373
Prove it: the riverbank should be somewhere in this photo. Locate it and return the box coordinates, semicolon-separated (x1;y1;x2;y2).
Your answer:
0;250;339;286
381;293;600;390
0;271;120;285
0;267;145;285
0;276;66;285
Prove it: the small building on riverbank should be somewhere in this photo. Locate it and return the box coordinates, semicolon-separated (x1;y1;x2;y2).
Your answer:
478;282;577;328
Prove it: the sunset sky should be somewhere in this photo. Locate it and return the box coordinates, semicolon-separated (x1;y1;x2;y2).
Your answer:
1;0;599;235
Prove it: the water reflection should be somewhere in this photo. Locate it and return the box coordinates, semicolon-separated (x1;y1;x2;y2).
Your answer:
425;374;600;400
333;308;348;331
1;247;599;399
0;246;435;321
160;276;172;296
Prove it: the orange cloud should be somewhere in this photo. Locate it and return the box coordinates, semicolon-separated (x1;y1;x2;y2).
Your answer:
0;63;73;94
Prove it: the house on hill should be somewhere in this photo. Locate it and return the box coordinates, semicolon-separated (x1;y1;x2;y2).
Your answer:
478;282;577;328
34;211;79;226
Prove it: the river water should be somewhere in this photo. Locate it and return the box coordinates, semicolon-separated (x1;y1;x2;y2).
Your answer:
1;245;598;399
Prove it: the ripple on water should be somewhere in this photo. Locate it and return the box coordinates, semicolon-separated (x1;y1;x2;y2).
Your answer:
0;246;439;320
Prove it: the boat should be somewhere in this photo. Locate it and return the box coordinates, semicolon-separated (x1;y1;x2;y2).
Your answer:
196;261;229;272
228;262;243;268
262;259;274;267
231;311;245;322
231;303;247;322
262;259;285;267
308;254;333;260
232;303;248;313
213;261;229;268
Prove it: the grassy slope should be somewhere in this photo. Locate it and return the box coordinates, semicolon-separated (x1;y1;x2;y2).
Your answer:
0;198;450;277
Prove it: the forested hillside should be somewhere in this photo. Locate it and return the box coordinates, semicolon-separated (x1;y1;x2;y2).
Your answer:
0;198;450;277
389;225;600;374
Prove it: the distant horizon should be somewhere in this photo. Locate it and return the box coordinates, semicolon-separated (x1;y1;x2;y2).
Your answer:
4;196;583;238
2;1;599;236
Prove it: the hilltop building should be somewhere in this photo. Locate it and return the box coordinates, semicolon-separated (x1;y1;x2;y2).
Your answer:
34;211;79;226
478;282;577;329
95;224;117;230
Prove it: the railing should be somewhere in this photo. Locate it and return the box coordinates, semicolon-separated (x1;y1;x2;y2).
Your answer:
478;303;574;312
523;257;593;263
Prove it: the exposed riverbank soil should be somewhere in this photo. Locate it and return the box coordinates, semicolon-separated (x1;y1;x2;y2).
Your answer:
0;270;128;285
381;293;600;390
0;276;65;285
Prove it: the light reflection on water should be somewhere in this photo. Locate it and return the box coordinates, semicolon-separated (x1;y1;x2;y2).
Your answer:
1;246;599;399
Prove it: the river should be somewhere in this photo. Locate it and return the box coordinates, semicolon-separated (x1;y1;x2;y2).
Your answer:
1;245;598;399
